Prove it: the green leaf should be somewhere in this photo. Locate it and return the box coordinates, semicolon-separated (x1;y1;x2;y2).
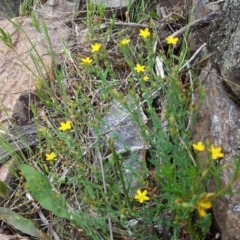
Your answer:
148;11;159;19
20;164;71;219
0;207;50;239
31;11;40;32
0;180;9;199
0;27;13;48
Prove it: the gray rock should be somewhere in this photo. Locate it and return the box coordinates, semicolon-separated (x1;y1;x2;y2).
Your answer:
37;0;134;19
0;0;21;19
191;0;240;239
209;0;240;98
36;0;76;21
193;62;240;240
100;96;148;196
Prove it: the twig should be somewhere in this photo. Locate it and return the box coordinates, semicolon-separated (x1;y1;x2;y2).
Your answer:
186;62;194;132
161;11;220;46
159;7;167;18
180;43;207;71
112;22;150;28
179;137;196;166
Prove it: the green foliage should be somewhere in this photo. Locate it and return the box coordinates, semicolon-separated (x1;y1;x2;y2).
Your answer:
20;164;71;219
31;11;40;32
0;27;13;48
19;0;35;16
19;19;240;239
128;0;158;22
1;1;240;239
0;180;8;199
0;207;50;239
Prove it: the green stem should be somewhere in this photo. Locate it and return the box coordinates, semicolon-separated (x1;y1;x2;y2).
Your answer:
108;139;133;213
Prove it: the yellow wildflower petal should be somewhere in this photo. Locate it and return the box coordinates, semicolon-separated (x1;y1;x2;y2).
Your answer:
119;39;130;45
46;152;57;161
198;206;207;217
139;28;150;38
209;145;224;160
91;43;101;52
81;57;93;65
197;193;212;217
192;141;205;151
134;189;150;203
198;200;211;209
59;120;72;131
134;189;142;200
143;75;150;81
134;63;145;73
166;36;179;45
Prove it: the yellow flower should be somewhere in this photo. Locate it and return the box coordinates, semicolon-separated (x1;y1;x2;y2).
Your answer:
59;120;71;131
209;145;224;160
143;75;150;81
139;28;150;38
134;63;145;73
119;38;130;45
91;43;101;52
81;57;92;65
166;36;179;45
192;142;205;151
197;193;212;217
46;152;57;161
134;189;150;203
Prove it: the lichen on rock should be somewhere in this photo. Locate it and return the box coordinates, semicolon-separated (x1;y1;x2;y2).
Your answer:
208;0;240;98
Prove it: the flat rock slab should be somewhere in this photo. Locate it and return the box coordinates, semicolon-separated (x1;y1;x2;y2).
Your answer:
0;17;72;126
100;96;147;196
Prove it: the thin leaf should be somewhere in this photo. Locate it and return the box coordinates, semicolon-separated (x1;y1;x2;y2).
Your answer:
0;180;8;199
0;207;50;239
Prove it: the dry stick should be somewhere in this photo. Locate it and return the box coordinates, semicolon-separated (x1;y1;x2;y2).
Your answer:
159;7;167;18
180;43;207;71
179;52;216;75
81;21;150;33
161;11;220;46
186;62;194;132
82;10;209;33
113;22;150;28
98;10;219;35
180;137;196;166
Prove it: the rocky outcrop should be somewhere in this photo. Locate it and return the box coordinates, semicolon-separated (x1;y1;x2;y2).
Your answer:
36;0;135;20
193;63;240;239
209;0;240;98
36;0;76;20
0;17;72;126
191;0;240;239
0;0;21;19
